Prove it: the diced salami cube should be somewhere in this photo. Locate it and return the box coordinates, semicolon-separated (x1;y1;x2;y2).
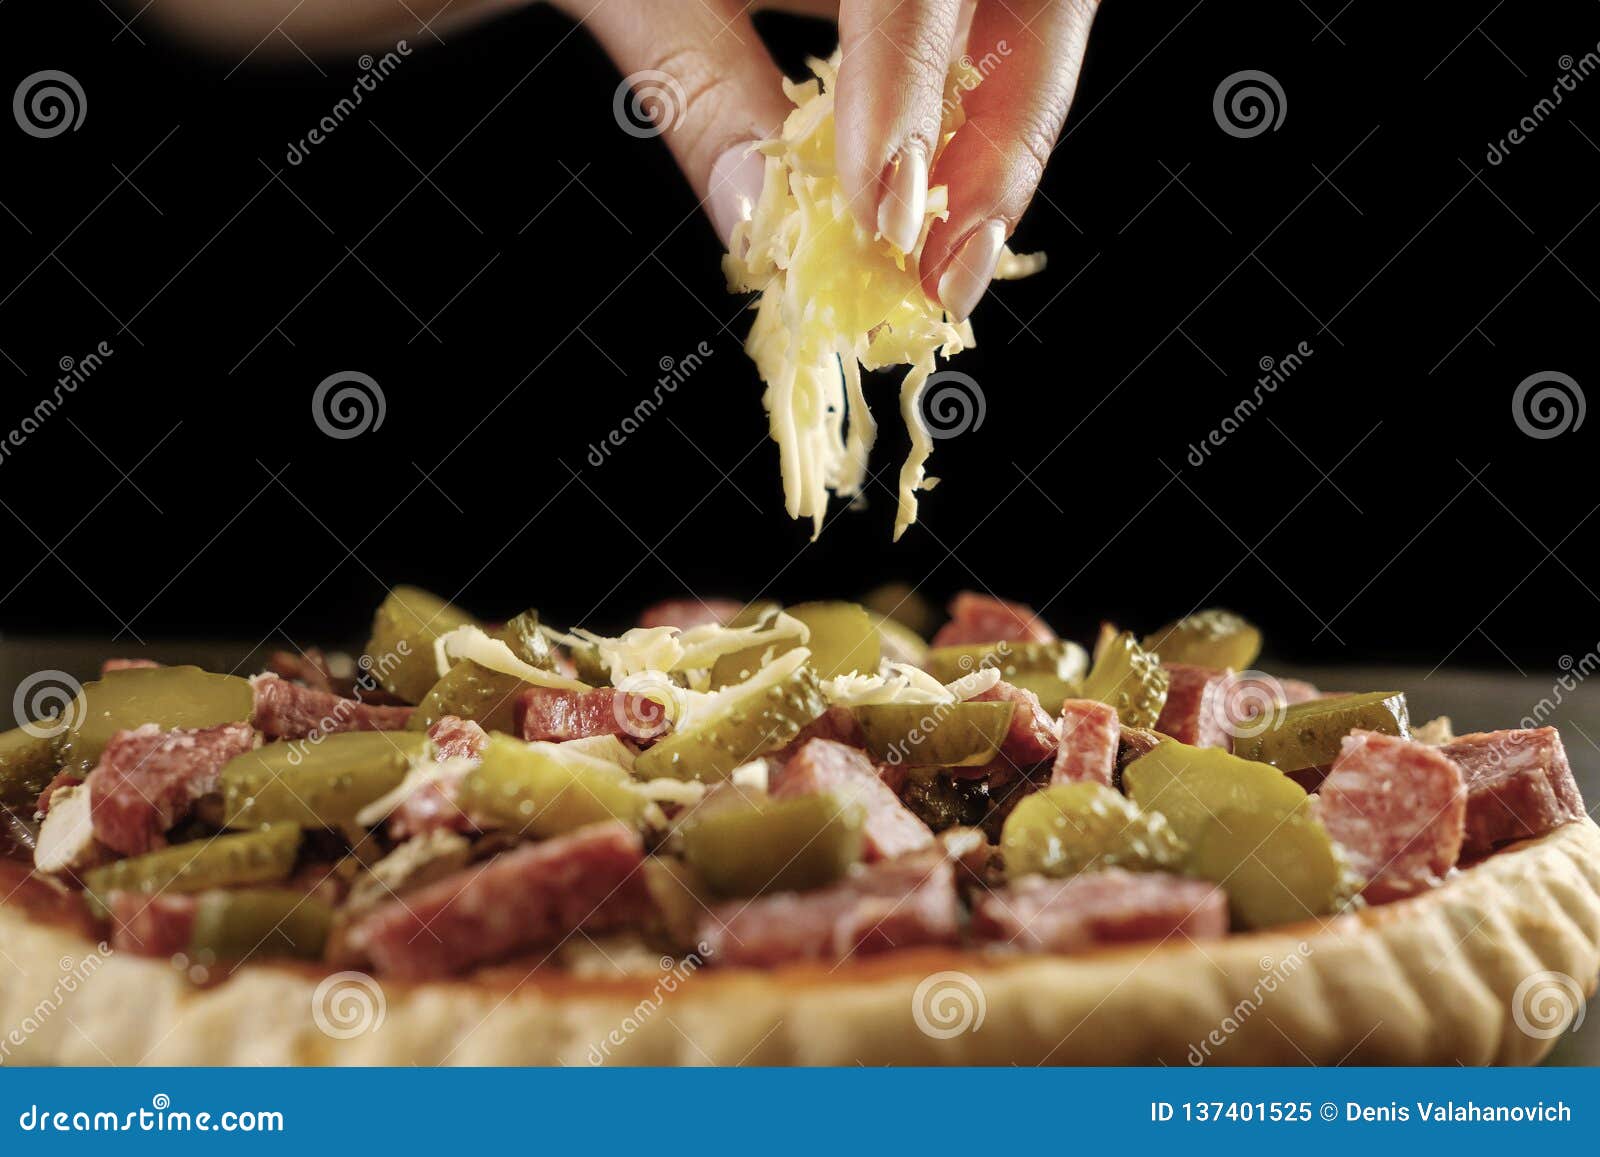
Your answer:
1317;730;1466;903
266;648;338;694
1439;728;1585;856
343;821;651;979
108;892;197;958
388;716;490;841
972;869;1227;952
87;722;258;856
1154;664;1232;748
516;686;670;743
930;592;1056;647
771;738;933;860
1051;699;1119;787
638;598;743;630
100;658;161;676
698;851;961;967
973;681;1059;764
1278;678;1323;705
250;673;413;740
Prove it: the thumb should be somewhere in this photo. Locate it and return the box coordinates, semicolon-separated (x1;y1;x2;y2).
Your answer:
567;0;795;245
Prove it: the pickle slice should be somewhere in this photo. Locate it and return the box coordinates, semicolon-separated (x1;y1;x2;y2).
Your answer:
1231;691;1408;772
852;701;1015;768
493;608;555;669
364;585;479;703
0;722;60;811
923;640;1089;713
1077;631;1168;729
1123;739;1307;848
456;734;649;837
220;731;430;830
1001;782;1187;879
1142;609;1262;670
83;823;302;916
710;601;880;687
867;612;929;667
635;657;826;781
57;667;254;777
642;857;711;951
189;888;333;961
409;659;525;735
680;791;864;897
1188;806;1349;929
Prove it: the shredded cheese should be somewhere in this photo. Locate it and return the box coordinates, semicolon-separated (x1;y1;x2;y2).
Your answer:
822;661;999;707
724;53;1042;539
434;626;590;691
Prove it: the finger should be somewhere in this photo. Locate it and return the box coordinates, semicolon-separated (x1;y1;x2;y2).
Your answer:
921;0;1099;320
571;0;796;245
834;0;965;252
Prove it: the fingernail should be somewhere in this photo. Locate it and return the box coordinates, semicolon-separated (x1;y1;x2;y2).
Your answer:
937;219;1007;322
876;144;928;253
709;141;767;250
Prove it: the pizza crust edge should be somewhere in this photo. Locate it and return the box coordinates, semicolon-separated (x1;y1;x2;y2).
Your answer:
2;820;1597;1066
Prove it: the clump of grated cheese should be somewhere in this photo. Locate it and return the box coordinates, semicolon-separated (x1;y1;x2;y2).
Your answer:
724;52;1043;539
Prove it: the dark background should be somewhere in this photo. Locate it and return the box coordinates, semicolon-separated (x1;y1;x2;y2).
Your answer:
1;1;1597;672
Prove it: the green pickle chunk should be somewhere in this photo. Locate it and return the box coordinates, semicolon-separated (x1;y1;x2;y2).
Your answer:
57;666;254;777
852;701;1015;768
1077;631;1168;729
711;601;880;687
409;660;526;735
82;824;302;915
642;858;711;951
220;731;430;830
1001;783;1187;879
680;792;864;897
1188;807;1351;929
457;734;649;836
188;889;333;961
1142;609;1262;670
1230;691;1408;771
1123;739;1307;848
923;641;1088;714
1;722;61;811
635;660;826;781
364;585;479;703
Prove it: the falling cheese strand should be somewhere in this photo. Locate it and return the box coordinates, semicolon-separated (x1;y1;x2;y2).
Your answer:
723;53;1043;540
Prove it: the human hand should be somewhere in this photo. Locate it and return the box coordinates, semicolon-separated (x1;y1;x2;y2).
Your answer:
567;0;1099;320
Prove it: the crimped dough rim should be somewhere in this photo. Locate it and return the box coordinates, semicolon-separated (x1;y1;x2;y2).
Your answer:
2;821;1597;1065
